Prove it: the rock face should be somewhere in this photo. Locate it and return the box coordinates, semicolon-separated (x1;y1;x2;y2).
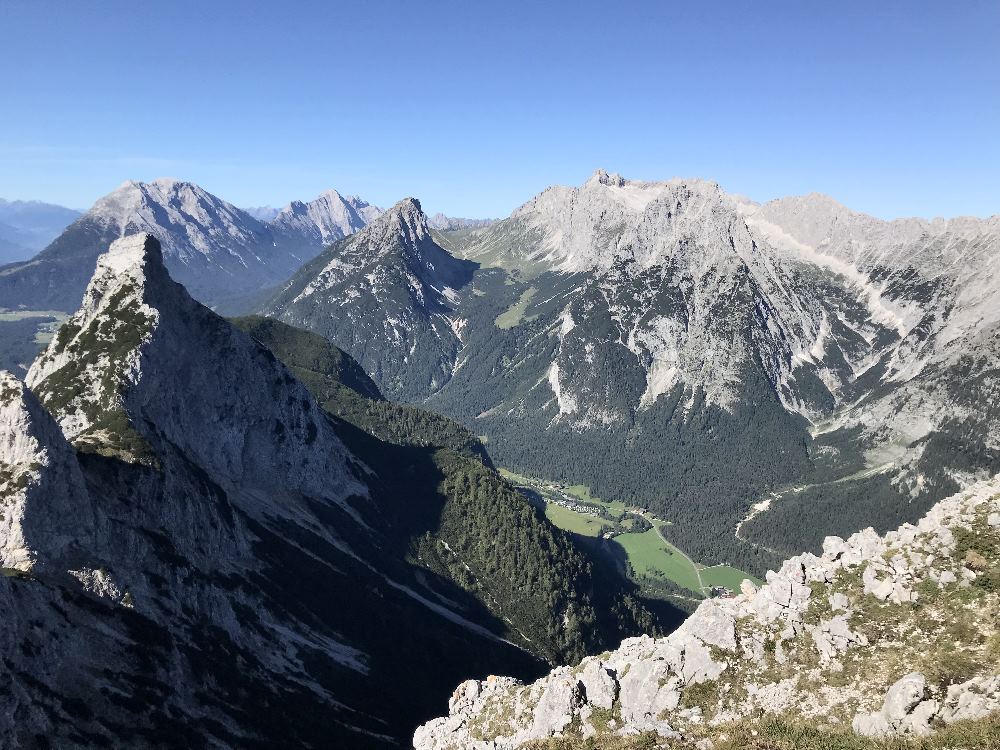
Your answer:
0;233;566;748
263;198;478;400
0;372;93;572
414;475;1000;748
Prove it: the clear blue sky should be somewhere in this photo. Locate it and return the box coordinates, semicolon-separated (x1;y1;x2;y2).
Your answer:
1;0;997;219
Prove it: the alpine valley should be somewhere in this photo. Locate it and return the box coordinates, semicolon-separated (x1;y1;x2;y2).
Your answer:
1;168;998;749
264;170;1000;576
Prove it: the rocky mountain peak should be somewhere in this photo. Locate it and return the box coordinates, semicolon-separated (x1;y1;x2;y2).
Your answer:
383;196;427;236
0;370;93;573
271;188;383;247
91;178;237;229
587;168;626;187
262;194;479;400
27;234;366;516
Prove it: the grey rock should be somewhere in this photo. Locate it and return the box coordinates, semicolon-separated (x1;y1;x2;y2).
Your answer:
580;661;618;710
883;673;927;722
618;659;680;723
531;672;583;736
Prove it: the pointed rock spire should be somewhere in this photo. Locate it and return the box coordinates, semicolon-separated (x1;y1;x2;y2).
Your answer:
28;233;364;517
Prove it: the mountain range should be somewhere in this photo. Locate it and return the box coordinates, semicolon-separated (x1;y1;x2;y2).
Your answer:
0;182;500;319
0;198;79;264
1;168;997;748
258;169;1000;578
0;181;386;314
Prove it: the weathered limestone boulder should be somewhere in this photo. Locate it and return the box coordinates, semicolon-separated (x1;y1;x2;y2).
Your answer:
939;675;1000;723
811;615;868;661
580;661;618;710
530;670;583;736
853;673;937;737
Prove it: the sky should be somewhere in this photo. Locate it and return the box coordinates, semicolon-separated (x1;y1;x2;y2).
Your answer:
0;0;997;220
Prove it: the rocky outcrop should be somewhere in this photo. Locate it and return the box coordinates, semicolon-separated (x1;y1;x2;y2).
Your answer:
415;475;1000;748
853;672;936;737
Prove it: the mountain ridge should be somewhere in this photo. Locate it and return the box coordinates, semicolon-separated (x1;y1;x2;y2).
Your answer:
0;231;666;746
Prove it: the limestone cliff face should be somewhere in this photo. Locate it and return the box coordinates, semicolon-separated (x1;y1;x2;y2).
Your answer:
414;476;1000;749
27;233;366;514
0;372;93;572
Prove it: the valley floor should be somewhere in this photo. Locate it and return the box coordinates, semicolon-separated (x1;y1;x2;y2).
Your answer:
499;469;758;602
0;307;68;375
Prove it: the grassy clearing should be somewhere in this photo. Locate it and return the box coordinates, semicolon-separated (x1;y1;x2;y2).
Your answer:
614;529;703;593
0;309;68;322
699;564;753;590
500;467;758;596
495;287;538;329
543;503;612;537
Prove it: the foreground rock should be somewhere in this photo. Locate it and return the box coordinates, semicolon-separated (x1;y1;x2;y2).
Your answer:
415;476;1000;748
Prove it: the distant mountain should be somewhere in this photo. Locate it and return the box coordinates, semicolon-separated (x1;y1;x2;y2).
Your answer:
263;198;477;401
0;221;30;264
427;213;495;231
0;198;79;263
0;233;659;747
243;205;281;221
435;171;1000;569
271;189;383;247
0;179;375;314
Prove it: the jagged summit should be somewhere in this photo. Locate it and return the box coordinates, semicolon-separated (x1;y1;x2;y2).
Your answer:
271;188;383;246
481;170;733;276
263;197;477;400
382;196;427;234
88;230;166;281
587;167;626;187
27;233;365;512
